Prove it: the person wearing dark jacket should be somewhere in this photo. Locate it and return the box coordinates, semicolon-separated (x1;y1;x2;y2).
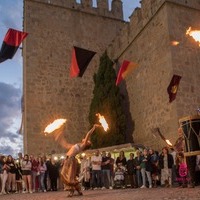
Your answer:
140;149;152;188
7;155;17;192
48;159;60;191
127;153;137;188
134;150;142;187
159;147;174;187
116;151;127;167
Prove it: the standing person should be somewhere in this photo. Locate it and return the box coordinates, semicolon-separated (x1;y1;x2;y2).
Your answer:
91;149;102;190
107;152;114;189
101;151;111;189
175;126;197;188
173;127;185;187
170;148;177;186
127;153;137;188
17;152;24;192
149;149;159;188
140;149;152;188
176;152;188;187
37;157;47;192
7;155;17;193
48;158;59;191
134;150;142;188
159;147;174;187
21;154;32;193
79;155;91;190
56;124;100;197
31;155;39;193
116;151;127;168
43;155;50;191
0;156;10;195
15;159;23;193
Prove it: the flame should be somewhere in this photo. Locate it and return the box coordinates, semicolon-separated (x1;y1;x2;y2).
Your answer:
165;139;173;147
171;40;180;46
186;27;200;46
96;113;109;132
44;119;67;134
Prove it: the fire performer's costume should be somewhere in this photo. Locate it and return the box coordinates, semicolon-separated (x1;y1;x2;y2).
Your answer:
57;124;100;197
61;144;82;196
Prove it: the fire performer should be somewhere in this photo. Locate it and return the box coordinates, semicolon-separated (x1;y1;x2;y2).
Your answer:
54;124;101;197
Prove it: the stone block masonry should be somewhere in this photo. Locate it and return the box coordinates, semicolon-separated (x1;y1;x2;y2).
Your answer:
107;0;200;149
23;0;124;154
23;0;200;154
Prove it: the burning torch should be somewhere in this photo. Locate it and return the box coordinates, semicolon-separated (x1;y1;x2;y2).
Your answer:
153;128;173;147
44;119;67;134
186;27;200;46
96;113;109;132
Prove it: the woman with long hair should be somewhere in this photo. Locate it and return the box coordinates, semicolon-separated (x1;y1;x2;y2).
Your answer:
0;156;10;194
7;155;17;193
56;124;100;197
21;154;32;193
38;157;47;192
159;147;174;187
116;151;127;167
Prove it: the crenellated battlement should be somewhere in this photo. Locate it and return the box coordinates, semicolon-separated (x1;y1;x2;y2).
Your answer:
108;0;200;60
129;0;200;26
28;0;123;20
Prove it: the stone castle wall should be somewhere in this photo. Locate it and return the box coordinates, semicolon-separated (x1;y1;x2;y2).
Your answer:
167;1;200;117
23;0;124;154
23;0;200;154
107;0;200;149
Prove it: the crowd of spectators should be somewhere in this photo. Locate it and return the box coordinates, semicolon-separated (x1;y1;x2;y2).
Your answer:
0;153;61;195
80;148;200;190
0;147;200;195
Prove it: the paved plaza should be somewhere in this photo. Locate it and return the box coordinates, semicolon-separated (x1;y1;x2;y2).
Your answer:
1;187;200;200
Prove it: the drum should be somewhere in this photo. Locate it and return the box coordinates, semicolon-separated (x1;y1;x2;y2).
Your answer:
179;115;200;152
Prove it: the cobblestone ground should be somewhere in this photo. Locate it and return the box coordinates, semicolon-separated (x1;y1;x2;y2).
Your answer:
1;187;200;200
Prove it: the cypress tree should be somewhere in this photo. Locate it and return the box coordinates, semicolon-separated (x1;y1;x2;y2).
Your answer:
88;51;126;148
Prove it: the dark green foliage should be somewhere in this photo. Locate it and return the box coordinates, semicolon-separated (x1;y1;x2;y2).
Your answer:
88;51;126;148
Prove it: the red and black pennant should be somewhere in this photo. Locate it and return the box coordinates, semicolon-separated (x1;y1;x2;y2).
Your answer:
70;46;96;77
0;28;28;63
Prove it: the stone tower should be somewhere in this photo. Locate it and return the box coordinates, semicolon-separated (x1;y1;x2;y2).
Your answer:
23;0;124;155
23;0;200;155
107;0;200;149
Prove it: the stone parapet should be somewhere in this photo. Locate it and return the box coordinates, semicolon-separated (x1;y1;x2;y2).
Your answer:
26;0;123;20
